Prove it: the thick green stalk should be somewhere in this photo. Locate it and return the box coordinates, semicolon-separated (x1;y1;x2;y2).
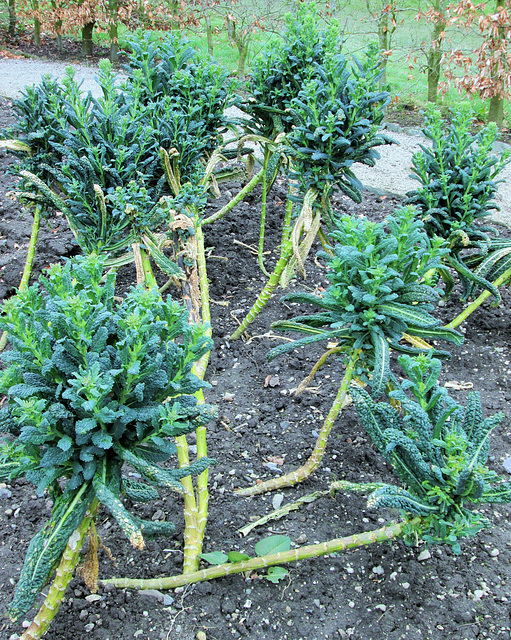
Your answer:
21;499;99;640
195;224;211;376
102;519;409;590
235;352;359;496
19;205;40;291
229;239;294;340
175;436;201;573
202;168;264;226
445;265;511;329
139;247;157;289
176;219;212;573
194;223;211;553
0;205;41;354
140;231;201;572
258;146;271;277
281;187;294;257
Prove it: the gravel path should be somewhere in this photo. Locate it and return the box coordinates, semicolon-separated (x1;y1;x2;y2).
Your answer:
0;57;111;98
1;57;511;225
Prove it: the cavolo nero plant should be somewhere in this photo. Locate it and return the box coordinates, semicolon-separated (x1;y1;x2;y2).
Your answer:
405;108;511;306
3;37;238;282
0;254;216;635
242;3;342;139
236;206;463;497
123;32;237;156
286;47;390;215
16;62;221;258
352;353;511;553
230;44;392;340
226;4;344;277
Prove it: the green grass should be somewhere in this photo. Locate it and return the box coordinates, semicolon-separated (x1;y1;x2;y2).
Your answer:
0;0;509;126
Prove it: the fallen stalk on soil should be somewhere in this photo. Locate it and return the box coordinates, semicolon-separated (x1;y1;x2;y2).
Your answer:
235;350;359;496
238;480;386;536
101;519;412;590
445;264;511;329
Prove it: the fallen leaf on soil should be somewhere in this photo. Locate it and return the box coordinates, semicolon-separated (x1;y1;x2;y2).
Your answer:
265;455;285;465
272;493;284;510
444;381;473;390
264;374;280;387
0;50;26;59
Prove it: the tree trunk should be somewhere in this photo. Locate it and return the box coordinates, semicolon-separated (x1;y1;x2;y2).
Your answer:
81;22;94;57
237;41;248;80
228;19;249;80
56;31;63;52
109;24;119;62
488;96;504;128
427;18;445;103
206;16;214;56
8;0;16;36
31;0;41;45
487;0;505;127
377;12;389;87
108;0;119;62
169;0;180;29
34;17;41;46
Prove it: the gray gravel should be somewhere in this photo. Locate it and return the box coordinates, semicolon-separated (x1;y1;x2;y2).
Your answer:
1;57;510;226
0;58;113;98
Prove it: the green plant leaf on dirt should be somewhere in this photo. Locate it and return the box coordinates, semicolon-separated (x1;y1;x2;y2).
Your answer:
254;534;291;556
265;567;290;583
200;552;229;565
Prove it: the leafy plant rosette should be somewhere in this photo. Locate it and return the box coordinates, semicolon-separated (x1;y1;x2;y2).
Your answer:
3;52;234;268
0;254;216;623
241;3;342;139
123;32;237;154
352;353;511;553
268;206;462;397
404;108;511;301
285;47;391;219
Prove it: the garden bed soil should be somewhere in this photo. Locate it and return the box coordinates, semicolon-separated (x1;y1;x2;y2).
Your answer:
0;95;511;640
0;32;129;66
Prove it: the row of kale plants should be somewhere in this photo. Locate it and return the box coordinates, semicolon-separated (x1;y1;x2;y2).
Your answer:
1;6;511;639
